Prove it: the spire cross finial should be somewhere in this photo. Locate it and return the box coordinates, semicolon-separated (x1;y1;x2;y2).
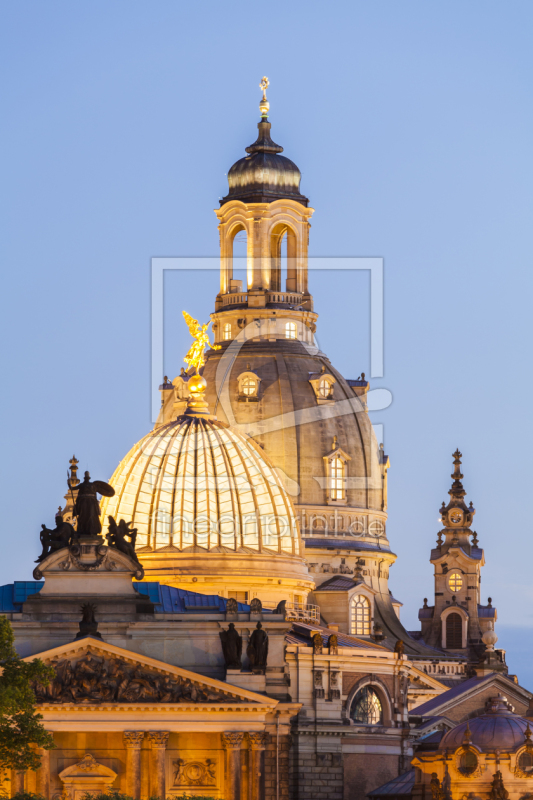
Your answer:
259;76;270;119
259;76;269;99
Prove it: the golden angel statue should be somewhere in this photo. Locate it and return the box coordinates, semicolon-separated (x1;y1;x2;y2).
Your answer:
182;311;220;374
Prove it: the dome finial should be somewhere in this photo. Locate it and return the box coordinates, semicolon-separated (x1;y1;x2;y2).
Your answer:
182;311;220;416
259;76;270;120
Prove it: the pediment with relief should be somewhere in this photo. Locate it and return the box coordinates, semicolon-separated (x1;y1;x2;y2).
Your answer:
27;638;273;707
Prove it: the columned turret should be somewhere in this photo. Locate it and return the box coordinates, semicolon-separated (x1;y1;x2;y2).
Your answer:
419;450;505;669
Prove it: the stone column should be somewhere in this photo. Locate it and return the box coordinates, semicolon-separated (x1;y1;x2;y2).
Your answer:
147;731;169;800
35;746;50;799
221;732;244;800
248;732;269;800
11;770;25;796
123;731;145;800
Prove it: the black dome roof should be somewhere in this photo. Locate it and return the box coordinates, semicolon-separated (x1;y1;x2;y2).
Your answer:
221;119;308;206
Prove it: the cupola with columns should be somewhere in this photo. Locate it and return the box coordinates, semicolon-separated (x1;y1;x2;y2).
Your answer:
212;77;317;348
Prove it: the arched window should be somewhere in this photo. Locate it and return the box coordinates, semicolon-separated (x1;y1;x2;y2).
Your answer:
446;612;463;648
459;749;478;775
518;751;533;774
318;378;333;399
270;223;298;293
448;572;463;592
350;594;371;635
351;687;382;725
330;456;345;501
285;321;297;340
223;322;232;341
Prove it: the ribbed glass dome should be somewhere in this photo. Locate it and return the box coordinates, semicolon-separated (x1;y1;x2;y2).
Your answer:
100;415;301;557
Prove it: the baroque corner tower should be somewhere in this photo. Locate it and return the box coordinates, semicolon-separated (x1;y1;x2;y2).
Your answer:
419;450;506;671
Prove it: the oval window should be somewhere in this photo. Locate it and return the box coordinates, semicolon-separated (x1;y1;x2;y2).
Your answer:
518;750;533;774
448;572;463;592
459;749;478;775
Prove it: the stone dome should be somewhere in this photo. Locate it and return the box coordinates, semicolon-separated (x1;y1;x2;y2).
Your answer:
202;339;385;518
100;411;312;601
221;120;309;206
439;695;530;752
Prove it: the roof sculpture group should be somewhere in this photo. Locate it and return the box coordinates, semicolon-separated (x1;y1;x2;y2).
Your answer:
36;468;141;568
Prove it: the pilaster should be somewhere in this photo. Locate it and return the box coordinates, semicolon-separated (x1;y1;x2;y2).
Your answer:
221;731;244;800
35;745;51;799
248;732;269;800
123;731;145;800
147;731;169;800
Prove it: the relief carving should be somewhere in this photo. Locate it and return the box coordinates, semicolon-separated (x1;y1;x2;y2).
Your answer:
33;650;234;704
314;669;325;698
172;758;217;788
330;670;341;700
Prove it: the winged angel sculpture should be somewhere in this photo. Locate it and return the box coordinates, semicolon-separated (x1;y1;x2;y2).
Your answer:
182;311;220;374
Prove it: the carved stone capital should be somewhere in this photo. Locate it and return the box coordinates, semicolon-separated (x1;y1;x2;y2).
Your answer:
123;731;145;749
221;731;244;750
147;731;170;749
247;732;269;750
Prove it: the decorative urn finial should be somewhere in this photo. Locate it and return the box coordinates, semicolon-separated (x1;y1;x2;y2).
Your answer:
482;627;498;652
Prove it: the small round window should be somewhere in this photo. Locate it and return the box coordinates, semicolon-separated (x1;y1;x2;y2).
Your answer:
448;572;463;592
459;749;478;775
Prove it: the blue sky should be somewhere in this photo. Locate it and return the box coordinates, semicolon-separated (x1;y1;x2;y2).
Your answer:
1;2;532;683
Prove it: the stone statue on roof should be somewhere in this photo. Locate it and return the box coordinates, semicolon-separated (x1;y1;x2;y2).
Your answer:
35;510;74;562
219;623;242;670
74;471;115;537
247;621;268;672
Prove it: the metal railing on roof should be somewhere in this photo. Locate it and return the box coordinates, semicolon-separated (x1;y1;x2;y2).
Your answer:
262;601;320;625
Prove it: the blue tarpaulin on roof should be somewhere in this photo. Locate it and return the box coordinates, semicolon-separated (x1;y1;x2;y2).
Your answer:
0;582;44;612
0;580;250;615
133;583;250;613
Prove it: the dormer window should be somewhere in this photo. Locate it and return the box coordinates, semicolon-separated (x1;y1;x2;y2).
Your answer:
309;369;336;405
223;322;232;341
350;594;371;635
285;321;297;340
237;370;261;402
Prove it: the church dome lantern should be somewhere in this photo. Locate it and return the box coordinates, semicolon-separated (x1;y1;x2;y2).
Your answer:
221;77;309;206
